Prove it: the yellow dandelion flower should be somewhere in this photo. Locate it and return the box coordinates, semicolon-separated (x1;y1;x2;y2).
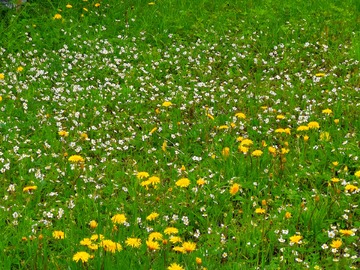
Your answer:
197;178;205;185
169;236;182;244
330;239;342;249
308;121;320;129
146;212;159;221
297;125;309;131
218;125;229;130
285;212;292;218
316;73;326;77
222;147;230;157
137;171;149;179
354;171;360;178
150;127;157;134
334;119;339;124
111;214;126;224
68;155;85;163
146;240;160;250
339;229;355;236
240;139;253;147
289;235;303;244
53;14;62;19
149;232;163;240
255;208;265;214
239;146;249;153
83;8;88;11
331;178;340;183
0;74;4;80
66;4;72;8
322;109;332;114
23;186;37;192
320;132;330;141
229;183;239;195
207;114;214;120
182;241;196;252
164;227;179;235
173;246;185;253
148;2;155;5
175;178;191;188
168;263;184;270
268;146;276;153
73;251;90;263
90;220;98;229
345;185;358;192
95;3;100;7
58;130;69;136
196;257;202;265
80;238;92;246
162;141;167;151
162;101;172;107
235;112;246;119
148;176;160;185
125;237;142;248
90;234;104;241
277;115;285;119
281;148;290;154
251;150;263;157
17;67;23;72
53;231;66;239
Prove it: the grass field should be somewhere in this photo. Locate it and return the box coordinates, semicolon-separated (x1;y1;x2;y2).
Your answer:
1;0;360;269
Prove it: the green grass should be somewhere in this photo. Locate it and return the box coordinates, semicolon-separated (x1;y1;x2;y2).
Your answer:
0;0;360;269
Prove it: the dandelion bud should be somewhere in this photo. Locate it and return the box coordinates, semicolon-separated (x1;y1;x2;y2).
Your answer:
301;202;305;208
39;234;43;241
270;173;273;178
162;239;168;245
304;135;309;141
334;119;339;124
337;189;341;194
196;257;202;265
22;237;27;241
261;200;267;206
90;220;98;229
284;142;289;147
315;196;320;202
156;197;160;202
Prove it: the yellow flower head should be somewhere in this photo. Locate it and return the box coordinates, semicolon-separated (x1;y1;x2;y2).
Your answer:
146;212;159;221
148;176;160;185
23;186;37;192
137;172;149;179
285;212;292;219
169;236;182;244
168;263;184;270
345;185;359;193
66;4;72;8
235;112;246;119
240;139;253;147
73;251;90;263
0;74;4;80
354;171;360;178
297;125;309;131
53;14;62;19
197;178;205;185
150;127;157;134
100;240;122;253
339;229;355;236
17;67;24;72
316;73;326;77
176;178;191;188
207;114;214;120
330;239;342;249
58;130;69;136
308;121;320;129
95;3;100;7
111;214;126;224
255;208;266;214
90;220;98;229
229;183;239;195
331;178;340;183
268;146;276;153
162;101;172;107
80;238;92;246
149;232;163;240
277;115;285;119
289;235;302;244
125;237;142;248
251;150;263;157
164;227;179;235
53;231;66;239
322;109;332;114
182;241;196;252
146;240;160;250
320;132;330;142
68;155;85;163
196;257;202;265
222;147;230;157
218;125;229;130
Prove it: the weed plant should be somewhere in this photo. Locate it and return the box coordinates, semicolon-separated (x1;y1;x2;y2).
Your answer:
1;0;360;269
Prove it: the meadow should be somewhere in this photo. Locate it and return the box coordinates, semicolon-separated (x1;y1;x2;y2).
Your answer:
1;0;360;269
